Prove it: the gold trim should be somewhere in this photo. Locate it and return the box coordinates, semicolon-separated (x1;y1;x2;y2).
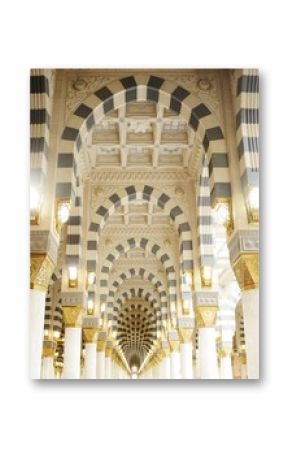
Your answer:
62;305;83;327
179;328;194;343
30;253;54;292
83;328;97;343
195;305;218;328
233;253;259;291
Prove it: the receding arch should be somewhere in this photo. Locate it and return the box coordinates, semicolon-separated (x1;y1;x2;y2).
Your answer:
107;266;168;320
99;237;178;316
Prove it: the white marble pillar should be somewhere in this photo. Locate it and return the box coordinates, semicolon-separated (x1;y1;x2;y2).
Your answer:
146;367;153;379
29;289;46;379
42;356;54;379
163;356;171;379
96;350;105;379
180;343;193;379
63;327;82;379
84;343;97;379
242;288;259;379
105;356;112;379
170;351;181;379
199;328;219;379
220;355;233;379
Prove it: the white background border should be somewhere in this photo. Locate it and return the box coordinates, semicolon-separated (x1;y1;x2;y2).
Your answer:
0;1;287;448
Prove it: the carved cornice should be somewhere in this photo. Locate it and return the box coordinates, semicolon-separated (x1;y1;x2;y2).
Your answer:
62;305;84;328
89;170;192;185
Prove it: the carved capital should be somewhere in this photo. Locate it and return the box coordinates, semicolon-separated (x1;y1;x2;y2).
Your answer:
179;328;194;343
83;328;97;343
195;305;218;328
62;306;84;328
30;253;54;292
42;339;56;358
233;253;259;291
178;316;194;343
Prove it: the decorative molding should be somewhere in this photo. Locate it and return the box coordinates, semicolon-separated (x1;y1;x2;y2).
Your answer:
62;305;84;328
228;229;259;264
89;169;192;185
232;253;259;291
194;291;219;307
65;75;115;120
195;305;218;328
30;253;55;292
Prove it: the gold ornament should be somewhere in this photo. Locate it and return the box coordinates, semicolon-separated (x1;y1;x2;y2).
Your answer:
195;305;218;328
30;253;54;292
233;253;259;291
62;305;84;328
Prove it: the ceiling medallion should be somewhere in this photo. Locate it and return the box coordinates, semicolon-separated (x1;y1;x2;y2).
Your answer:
197;78;212;91
175;186;185;197
72;78;88;91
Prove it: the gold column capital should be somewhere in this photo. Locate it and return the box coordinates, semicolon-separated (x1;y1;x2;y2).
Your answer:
195;305;218;328
62;305;84;328
42;339;56;358
233;253;259;291
169;340;180;352
83;328;97;344
30;253;54;292
96;340;106;352
179;327;194;343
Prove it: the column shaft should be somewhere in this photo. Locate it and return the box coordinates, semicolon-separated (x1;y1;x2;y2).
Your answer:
170;351;181;379
42;356;54;379
84;343;97;379
242;289;259;379
29;289;46;379
63;327;82;379
199;328;219;379
180;343;193;379
96;351;105;379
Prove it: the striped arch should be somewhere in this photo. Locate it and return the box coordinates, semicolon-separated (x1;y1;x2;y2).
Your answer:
65;179;84;267
99;237;177;314
107;267;168;320
196;156;214;269
30;69;54;198
57;75;231;266
234;69;259;197
87;184;192;305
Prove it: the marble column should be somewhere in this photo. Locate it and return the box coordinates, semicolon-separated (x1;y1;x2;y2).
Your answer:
169;331;181;379
229;231;259;379
96;340;106;379
42;340;56;379
179;321;194;379
30;289;46;379
83;328;97;380
62;306;83;379
196;303;219;379
105;341;113;379
242;288;259;379
30;253;54;379
220;349;233;379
